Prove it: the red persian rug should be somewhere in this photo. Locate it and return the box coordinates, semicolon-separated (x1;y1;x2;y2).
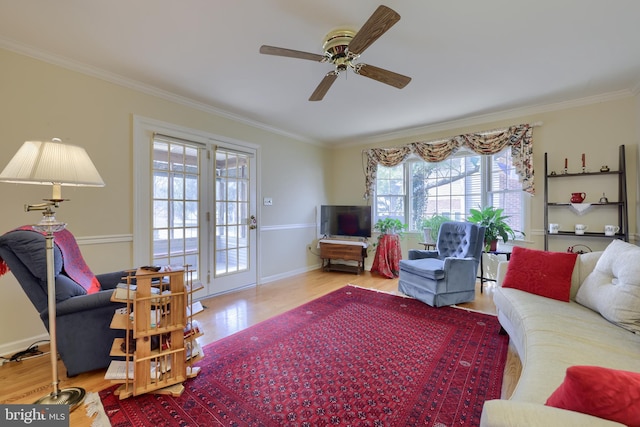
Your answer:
96;285;508;426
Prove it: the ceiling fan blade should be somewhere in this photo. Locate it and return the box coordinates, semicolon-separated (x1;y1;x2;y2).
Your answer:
355;64;411;89
259;45;326;62
347;5;401;56
309;72;339;101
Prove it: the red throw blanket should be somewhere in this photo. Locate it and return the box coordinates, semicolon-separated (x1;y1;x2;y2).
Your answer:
0;226;101;294
371;233;403;278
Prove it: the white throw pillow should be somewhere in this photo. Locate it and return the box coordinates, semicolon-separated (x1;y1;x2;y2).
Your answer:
576;240;640;334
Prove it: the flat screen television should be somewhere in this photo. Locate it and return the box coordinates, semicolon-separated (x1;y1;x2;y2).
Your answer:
320;205;372;238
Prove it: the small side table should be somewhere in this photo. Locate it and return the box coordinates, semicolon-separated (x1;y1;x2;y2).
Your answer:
418;242;436;250
371;234;402;278
479;250;512;293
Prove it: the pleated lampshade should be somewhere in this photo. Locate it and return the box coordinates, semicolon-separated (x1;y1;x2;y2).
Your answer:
0;138;104;198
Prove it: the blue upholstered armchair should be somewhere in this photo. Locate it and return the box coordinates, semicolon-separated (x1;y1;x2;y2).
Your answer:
398;221;485;307
0;229;127;377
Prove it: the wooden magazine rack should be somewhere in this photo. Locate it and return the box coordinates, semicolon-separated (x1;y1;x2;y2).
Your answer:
107;266;203;399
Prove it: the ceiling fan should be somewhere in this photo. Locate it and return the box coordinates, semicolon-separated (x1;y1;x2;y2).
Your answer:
259;5;411;101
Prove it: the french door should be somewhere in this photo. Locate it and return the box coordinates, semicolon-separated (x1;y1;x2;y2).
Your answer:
210;145;257;294
134;116;258;298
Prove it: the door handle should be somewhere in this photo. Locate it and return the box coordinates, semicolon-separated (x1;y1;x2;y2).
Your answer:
249;215;257;230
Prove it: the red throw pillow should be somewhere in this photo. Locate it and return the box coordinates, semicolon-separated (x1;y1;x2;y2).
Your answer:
501;246;577;302
546;365;640;426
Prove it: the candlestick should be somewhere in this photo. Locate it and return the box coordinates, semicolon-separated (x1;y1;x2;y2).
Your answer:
582;153;585;168
564;158;568;169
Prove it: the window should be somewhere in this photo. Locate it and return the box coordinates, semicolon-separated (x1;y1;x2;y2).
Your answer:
374;164;405;223
375;148;526;234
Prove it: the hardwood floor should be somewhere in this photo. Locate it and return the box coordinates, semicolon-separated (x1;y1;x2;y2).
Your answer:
0;270;520;426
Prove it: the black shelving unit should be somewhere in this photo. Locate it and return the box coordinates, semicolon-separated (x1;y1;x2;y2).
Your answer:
544;145;628;250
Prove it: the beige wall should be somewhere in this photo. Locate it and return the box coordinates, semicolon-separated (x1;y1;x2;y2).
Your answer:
331;96;640;264
0;48;329;353
1;46;638;354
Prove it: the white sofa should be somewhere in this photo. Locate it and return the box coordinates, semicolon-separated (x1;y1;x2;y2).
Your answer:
480;248;640;426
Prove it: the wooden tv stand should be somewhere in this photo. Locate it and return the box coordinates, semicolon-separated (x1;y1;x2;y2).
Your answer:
319;239;368;274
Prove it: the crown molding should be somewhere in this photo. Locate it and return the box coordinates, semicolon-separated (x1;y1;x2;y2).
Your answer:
2;36;637;150
338;89;637;148
0;37;318;146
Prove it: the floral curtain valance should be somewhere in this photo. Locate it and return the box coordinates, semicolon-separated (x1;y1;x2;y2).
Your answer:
363;123;534;199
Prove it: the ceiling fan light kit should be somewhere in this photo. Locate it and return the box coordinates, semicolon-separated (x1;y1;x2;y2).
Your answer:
260;5;411;101
322;28;356;67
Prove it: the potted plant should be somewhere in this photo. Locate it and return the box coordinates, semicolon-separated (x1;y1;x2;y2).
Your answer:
420;215;450;244
467;206;522;251
373;218;407;242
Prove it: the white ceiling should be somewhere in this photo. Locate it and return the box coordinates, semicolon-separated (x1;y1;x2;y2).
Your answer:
1;1;640;146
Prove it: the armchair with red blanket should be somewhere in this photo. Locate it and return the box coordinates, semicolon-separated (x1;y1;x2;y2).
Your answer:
0;228;127;377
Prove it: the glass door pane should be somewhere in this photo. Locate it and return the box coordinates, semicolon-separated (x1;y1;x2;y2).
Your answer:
215;149;250;276
152;141;200;279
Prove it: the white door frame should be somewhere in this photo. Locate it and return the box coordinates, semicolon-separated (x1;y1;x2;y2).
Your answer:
133;115;260;297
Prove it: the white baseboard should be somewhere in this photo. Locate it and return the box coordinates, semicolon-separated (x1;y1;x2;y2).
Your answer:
260;264;322;285
0;333;49;360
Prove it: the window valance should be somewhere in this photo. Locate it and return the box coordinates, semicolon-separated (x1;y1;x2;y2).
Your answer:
363;123;534;199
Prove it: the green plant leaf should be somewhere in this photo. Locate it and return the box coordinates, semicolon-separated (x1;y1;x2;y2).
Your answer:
467;205;523;248
374;218;407;242
420;215;450;242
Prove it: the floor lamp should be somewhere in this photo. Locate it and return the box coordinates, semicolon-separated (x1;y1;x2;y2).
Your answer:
0;138;105;410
